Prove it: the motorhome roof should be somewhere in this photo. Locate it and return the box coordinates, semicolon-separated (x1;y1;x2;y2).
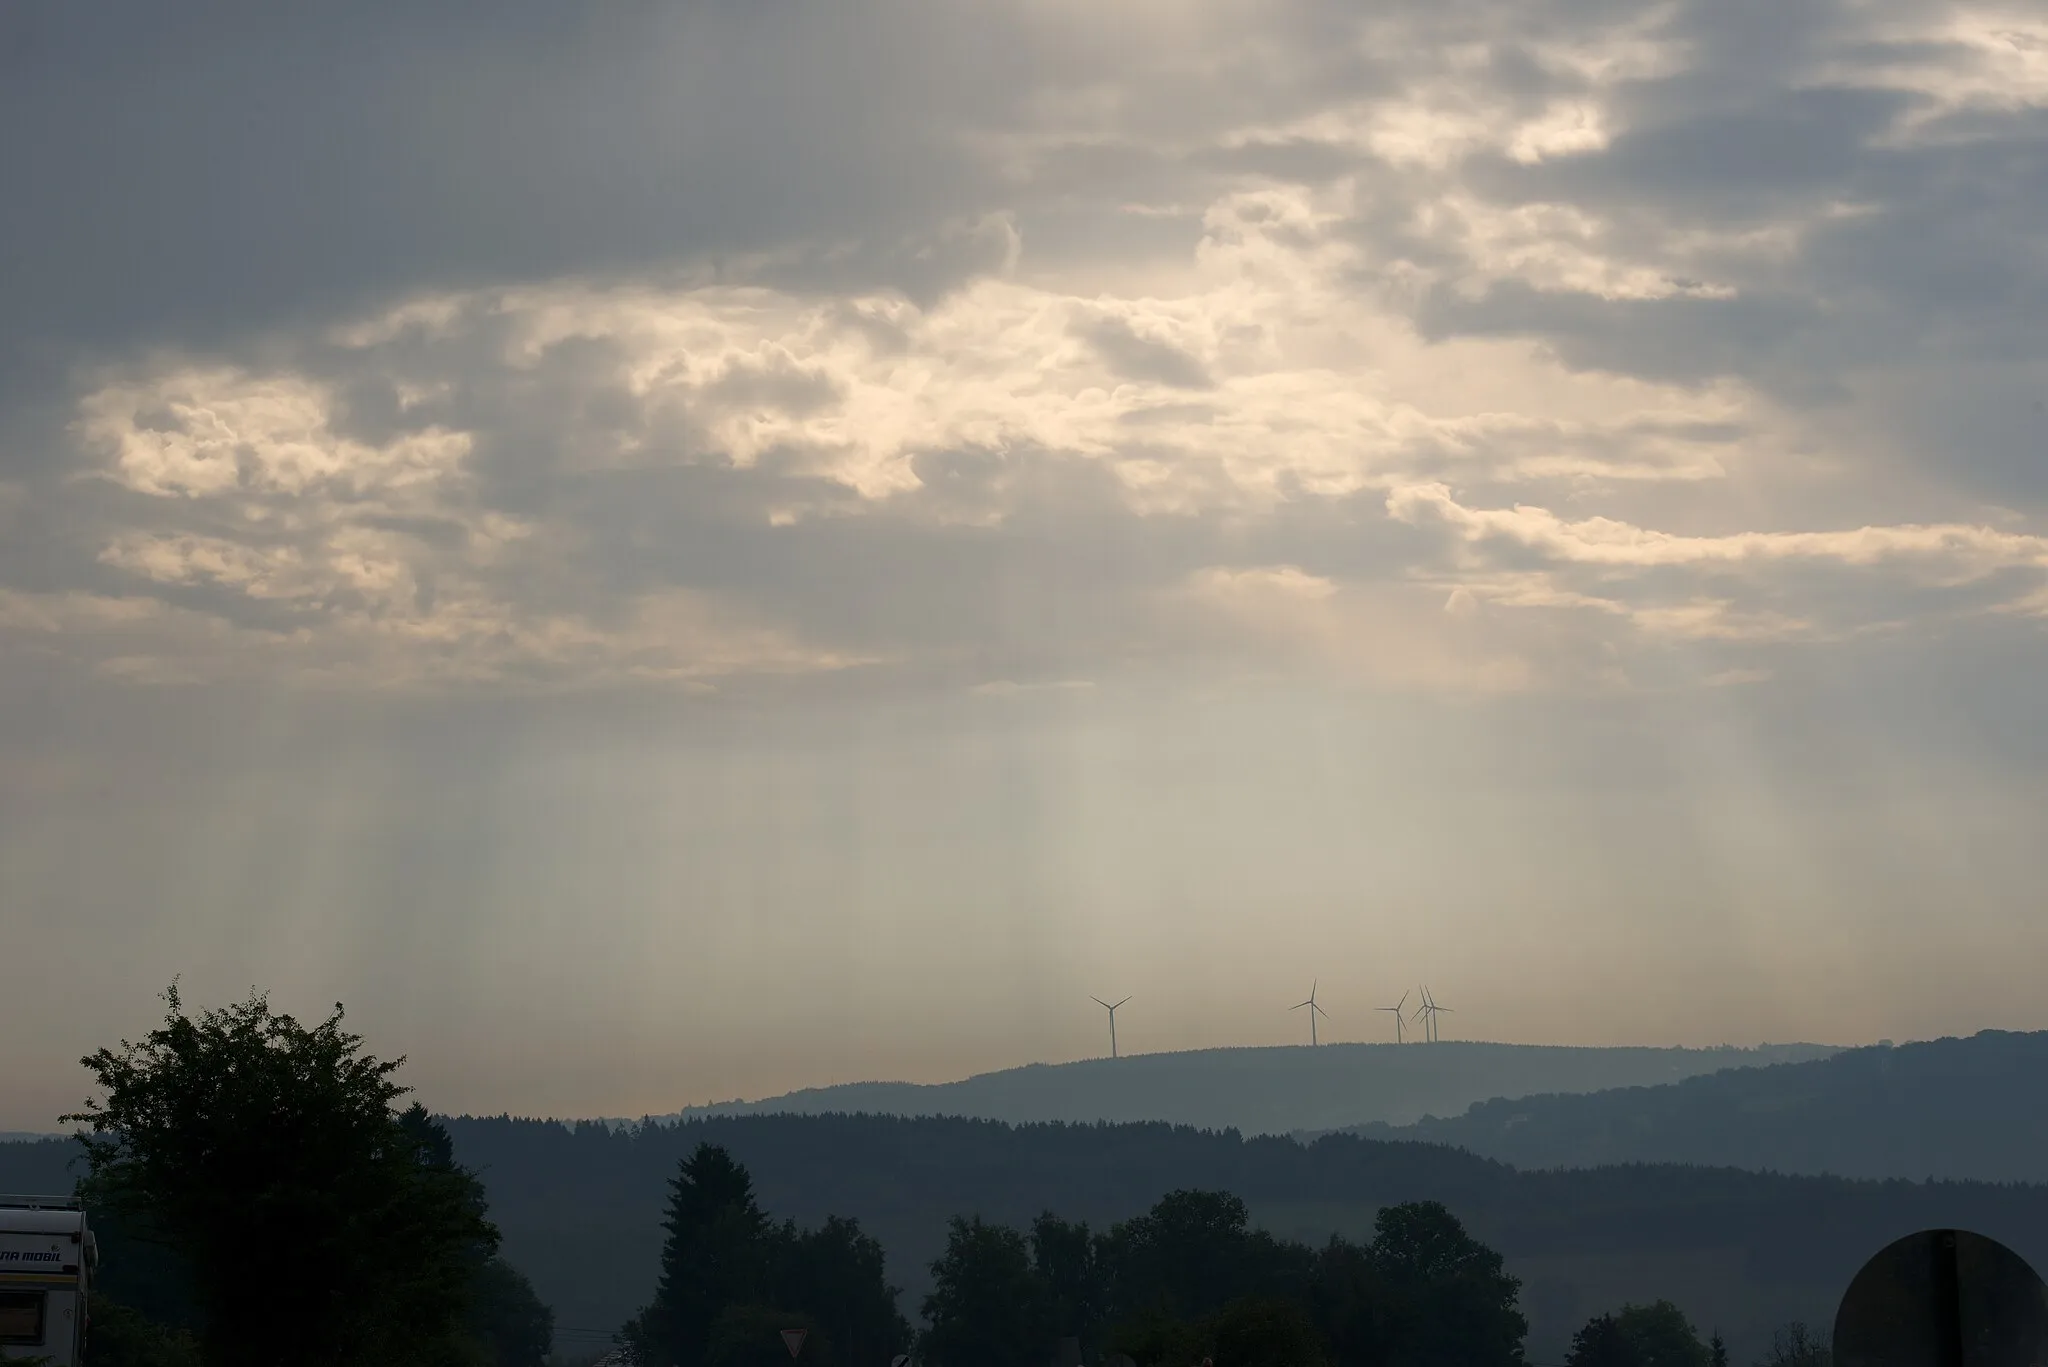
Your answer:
0;1196;82;1210
0;1208;85;1236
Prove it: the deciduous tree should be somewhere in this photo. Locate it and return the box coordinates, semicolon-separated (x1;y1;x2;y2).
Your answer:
921;1216;1055;1367
65;986;500;1367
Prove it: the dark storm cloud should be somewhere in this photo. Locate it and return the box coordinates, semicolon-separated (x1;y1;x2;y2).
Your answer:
0;0;1035;360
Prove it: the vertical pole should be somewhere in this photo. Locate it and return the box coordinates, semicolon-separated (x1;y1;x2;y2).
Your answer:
1933;1229;1964;1367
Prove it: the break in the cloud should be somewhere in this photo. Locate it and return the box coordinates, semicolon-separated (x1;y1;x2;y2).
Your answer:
4;0;2048;1123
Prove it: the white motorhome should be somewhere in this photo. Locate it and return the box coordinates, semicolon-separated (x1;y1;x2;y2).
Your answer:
0;1196;94;1366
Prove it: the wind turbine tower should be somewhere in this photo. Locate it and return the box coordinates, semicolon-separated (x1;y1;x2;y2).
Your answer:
1092;996;1131;1060
1292;980;1330;1047
1412;986;1454;1042
1377;990;1410;1043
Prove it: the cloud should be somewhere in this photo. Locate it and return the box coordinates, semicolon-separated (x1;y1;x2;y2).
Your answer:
1386;482;2048;572
1;0;2045;702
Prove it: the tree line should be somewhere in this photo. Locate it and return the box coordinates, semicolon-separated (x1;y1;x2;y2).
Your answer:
429;1106;2048;1352
621;1139;1831;1367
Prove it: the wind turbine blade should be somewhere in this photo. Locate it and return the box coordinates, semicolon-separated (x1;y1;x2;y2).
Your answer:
1092;998;1112;1010
1397;990;1409;1012
1114;997;1132;1009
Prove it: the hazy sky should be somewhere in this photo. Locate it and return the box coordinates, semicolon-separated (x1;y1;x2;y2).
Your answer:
5;0;2048;1130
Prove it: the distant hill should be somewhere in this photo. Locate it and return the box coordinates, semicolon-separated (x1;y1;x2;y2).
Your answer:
425;1111;2048;1365
650;1041;1840;1135
1328;1030;2048;1183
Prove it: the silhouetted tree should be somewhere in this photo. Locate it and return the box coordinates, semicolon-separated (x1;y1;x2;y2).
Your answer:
1709;1330;1728;1367
1032;1212;1108;1360
65;986;498;1367
398;1103;555;1366
462;1254;556;1367
1102;1189;1313;1325
706;1307;826;1367
1367;1200;1527;1366
921;1216;1055;1367
622;1144;776;1367
1610;1302;1710;1367
1210;1296;1330;1367
1756;1323;1829;1367
1308;1234;1393;1366
778;1215;913;1367
1567;1314;1643;1367
1110;1293;1331;1367
1108;1307;1210;1367
78;1297;203;1367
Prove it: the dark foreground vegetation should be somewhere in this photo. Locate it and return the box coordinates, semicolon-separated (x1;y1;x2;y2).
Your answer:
439;1110;2048;1363
625;1138;1830;1367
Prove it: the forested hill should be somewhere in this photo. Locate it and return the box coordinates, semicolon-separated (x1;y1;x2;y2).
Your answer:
1328;1029;2048;1183
433;1111;2048;1365
0;1134;79;1192
649;1040;1838;1134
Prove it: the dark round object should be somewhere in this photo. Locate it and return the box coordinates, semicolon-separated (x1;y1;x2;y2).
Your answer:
1834;1229;2048;1367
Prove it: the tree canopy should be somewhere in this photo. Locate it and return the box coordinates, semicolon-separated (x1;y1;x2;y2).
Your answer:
64;984;542;1367
914;1188;1525;1367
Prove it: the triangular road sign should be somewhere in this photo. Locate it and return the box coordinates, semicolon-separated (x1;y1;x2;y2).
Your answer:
781;1329;808;1359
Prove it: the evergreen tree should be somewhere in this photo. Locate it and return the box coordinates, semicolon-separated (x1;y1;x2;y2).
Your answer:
622;1144;775;1367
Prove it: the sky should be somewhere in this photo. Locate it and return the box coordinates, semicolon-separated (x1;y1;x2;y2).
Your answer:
4;0;2048;1130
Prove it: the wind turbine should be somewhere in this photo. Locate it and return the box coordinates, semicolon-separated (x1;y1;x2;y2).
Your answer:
1291;980;1330;1047
1377;990;1410;1044
1412;986;1453;1042
1092;996;1131;1059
